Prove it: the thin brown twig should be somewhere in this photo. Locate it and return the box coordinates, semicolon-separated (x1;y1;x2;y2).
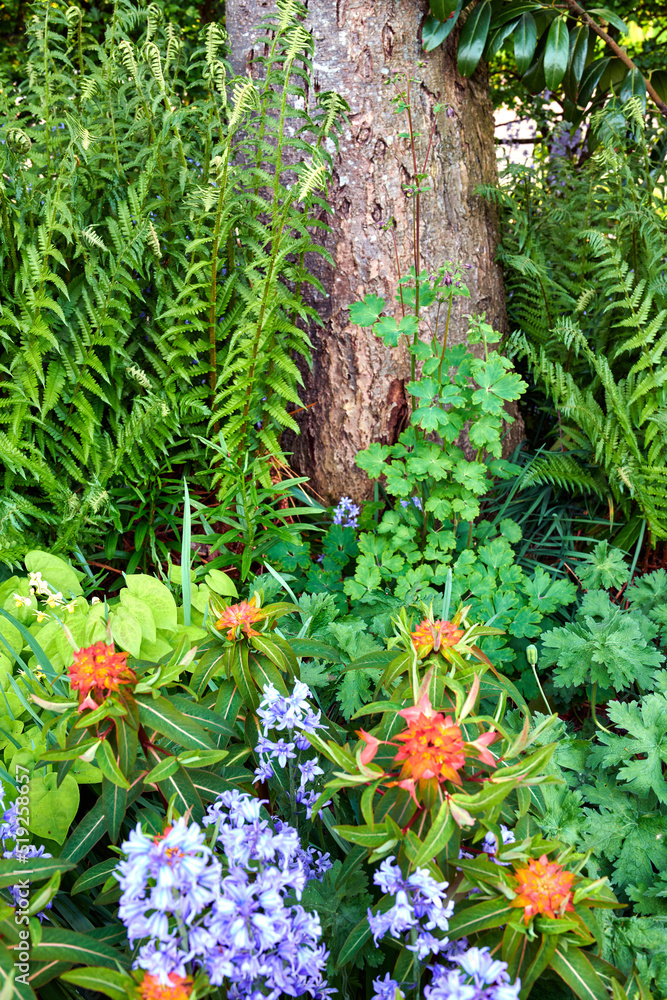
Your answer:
88;560;123;574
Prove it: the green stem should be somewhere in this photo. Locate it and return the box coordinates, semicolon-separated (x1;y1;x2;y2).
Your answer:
590;681;612;734
437;292;453;387
207;145;233;429
288;750;298;830
531;662;552;715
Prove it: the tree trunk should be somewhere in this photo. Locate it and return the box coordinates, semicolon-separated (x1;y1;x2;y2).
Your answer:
227;0;516;502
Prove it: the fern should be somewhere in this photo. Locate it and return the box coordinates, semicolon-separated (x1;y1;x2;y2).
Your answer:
0;0;346;558
497;102;667;540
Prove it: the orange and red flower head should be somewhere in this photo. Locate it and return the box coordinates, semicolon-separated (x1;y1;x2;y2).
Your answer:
137;972;193;1000
411;619;465;656
393;693;466;785
215;600;266;641
68;642;136;711
510;854;575;924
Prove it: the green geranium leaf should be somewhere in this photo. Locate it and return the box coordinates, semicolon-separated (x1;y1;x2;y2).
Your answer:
523;567;577;614
588;694;667;803
355;443;391;478
541;590;664;692
349;295;385;326
471;357;527;414
374;316;401;346
577;541;630;591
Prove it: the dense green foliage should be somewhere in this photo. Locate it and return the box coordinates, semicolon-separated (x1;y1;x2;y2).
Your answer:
0;0;345;560
0;2;666;999
425;0;667;118
482;100;667;541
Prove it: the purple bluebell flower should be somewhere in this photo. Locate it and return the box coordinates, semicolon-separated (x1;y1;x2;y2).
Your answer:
372;973;404;1000
367;856;455;966
421;946;521;999
482;825;515;866
332;497;360;528
425;968;476;1000
116;793;330;996
298;759;324;787
254;759;274;783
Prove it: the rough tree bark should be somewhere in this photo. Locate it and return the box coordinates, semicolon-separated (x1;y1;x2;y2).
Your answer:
227;0;516;501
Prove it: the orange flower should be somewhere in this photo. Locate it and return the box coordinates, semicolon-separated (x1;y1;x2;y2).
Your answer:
68;642;136;712
215;600;266;641
356;729;382;765
510;855;575;924
137;972;193;1000
393;694;466;786
411;619;465;656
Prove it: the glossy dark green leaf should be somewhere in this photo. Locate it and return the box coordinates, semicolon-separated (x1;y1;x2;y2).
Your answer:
341;650;397;673
62;782;142;863
457;0;492;77
520;935;559;996
189;767;252;801
97;738;130;789
544;16;569;91
619;68;646;109
569;25;589;88
514;12;537;75
191;647;227;697
577;57;611;107
522;32;547;93
60;968;134;1000
551;945;611;1000
588;7;628;34
41;737;99;762
422;8;462;51
71;859;119;895
137;695;214;750
652;70;667;104
333;823;393;847
412;800;455;867
249;636;291;682
248;649;287;695
145;744;204;821
447;897;515;939
57;723;92;787
145;755;181;784
29;960;72;989
486;19;520;61
429;0;458;20
494;1;542;27
393;946;418;989
102;774;127;843
31;929;130;970
288;637;343;662
214;679;243;723
116;716;138;774
230;642;259;710
0;856;75;888
169;694;237;741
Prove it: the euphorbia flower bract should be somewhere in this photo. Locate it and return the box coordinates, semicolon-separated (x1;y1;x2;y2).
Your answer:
138;972;193;1000
215;599;266;640
357;693;497;809
510;854;575;924
68;641;136;711
411;618;465;656
394;697;466;785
